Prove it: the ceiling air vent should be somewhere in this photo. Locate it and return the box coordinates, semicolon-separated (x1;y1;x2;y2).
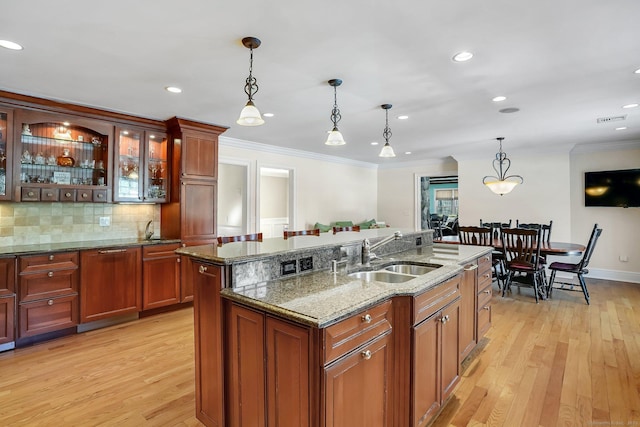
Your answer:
597;115;626;124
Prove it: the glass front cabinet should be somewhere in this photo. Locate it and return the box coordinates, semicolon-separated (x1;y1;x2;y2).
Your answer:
14;110;112;203
114;126;168;203
0;108;14;201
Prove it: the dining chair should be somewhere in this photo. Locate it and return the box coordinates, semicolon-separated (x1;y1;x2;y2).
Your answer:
547;224;602;305
516;220;553;243
458;226;503;289
479;219;512;239
332;225;360;234
217;232;263;246
500;227;547;303
284;229;320;239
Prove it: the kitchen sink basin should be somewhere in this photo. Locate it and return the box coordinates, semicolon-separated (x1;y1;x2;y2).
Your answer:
382;263;440;275
347;271;415;283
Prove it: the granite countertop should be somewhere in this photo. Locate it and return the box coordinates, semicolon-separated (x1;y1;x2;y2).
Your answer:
0;238;182;256
221;244;493;328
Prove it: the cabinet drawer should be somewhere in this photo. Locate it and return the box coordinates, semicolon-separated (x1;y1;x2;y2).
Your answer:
477;303;491;338
41;188;60;201
19;252;79;272
77;189;92;202
19;269;78;303
477;285;492;308
477;253;492;276
323;299;393;365
60;189;76;202
21;187;41;201
414;275;460;325
93;189;108;203
143;243;181;259
477;268;493;291
19;294;78;338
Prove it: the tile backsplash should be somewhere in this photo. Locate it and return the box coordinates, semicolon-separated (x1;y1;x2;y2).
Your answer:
0;202;161;246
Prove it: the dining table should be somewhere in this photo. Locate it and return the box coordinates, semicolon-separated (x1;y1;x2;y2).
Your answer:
433;235;586;256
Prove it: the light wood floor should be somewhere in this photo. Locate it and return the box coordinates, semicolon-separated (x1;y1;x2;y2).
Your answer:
0;278;639;426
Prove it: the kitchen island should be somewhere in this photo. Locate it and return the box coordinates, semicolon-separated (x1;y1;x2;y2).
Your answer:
177;229;493;427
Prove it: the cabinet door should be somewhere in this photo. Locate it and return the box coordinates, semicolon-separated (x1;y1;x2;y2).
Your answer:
142;244;181;310
441;300;460;402
227;303;266;427
114;127;143;202
459;263;477;360
193;260;225;427
412;314;440;427
0;295;15;344
0;108;13;200
324;332;393;427
181;180;217;242
266;316;310;427
181;130;218;179
0;256;16;295
144;131;168;202
80;247;141;323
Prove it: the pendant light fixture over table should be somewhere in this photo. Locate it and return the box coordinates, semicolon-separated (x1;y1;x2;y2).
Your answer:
325;79;346;146
379;104;396;157
237;36;264;126
482;137;523;195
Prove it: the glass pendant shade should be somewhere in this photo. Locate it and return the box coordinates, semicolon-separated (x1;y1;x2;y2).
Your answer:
325;127;346;146
237;100;265;126
484;179;519;195
379;142;396;157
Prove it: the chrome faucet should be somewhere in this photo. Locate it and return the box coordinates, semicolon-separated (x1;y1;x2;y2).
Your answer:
144;220;154;240
361;231;403;265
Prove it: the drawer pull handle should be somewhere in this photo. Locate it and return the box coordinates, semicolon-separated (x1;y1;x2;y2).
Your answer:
46;192;53;197
361;350;372;360
48;299;54;306
199;265;208;274
464;264;478;271
484;306;491;311
49;255;54;261
97;249;127;254
361;314;372;323
484;289;491;294
47;271;54;278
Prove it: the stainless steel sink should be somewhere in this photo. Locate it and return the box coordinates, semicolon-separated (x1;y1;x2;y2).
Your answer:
382;263;440;275
347;271;415;283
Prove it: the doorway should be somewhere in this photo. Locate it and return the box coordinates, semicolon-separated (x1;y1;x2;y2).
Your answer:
217;160;250;237
415;175;458;231
258;166;295;238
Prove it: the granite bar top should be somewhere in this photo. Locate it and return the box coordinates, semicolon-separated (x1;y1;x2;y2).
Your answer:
221;244;493;328
0;238;182;256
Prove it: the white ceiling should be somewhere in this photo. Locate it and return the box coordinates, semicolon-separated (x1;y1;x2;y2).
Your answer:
2;0;640;165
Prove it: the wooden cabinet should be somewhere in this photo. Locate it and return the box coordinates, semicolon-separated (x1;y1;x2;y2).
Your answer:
226;302;312;427
476;253;493;338
161;117;227;245
192;259;226;427
0;256;16;347
114;126;168;203
17;252;79;338
459;260;477;360
142;243;181;310
0;107;14;200
80;247;141;323
412;276;461;427
13;109;112;203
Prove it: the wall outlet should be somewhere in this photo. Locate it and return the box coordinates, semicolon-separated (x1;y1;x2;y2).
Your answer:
99;216;111;227
619;255;629;262
299;257;313;272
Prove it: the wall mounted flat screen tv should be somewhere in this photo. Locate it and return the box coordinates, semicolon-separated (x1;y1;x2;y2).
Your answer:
584;168;640;207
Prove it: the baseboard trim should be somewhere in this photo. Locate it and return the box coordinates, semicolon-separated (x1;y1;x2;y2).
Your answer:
587;268;640;284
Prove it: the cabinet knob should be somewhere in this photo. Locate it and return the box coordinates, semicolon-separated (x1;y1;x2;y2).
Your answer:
49;255;54;261
484;306;491;311
46;192;53;197
484;289;491;294
65;192;72;197
199;265;207;274
28;191;35;197
440;314;450;323
361;350;372;360
361;314;372;324
97;193;104;199
177;258;181;263
48;299;54;306
81;193;88;198
47;271;54;278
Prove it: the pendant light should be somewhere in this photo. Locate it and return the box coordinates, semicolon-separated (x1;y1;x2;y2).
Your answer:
237;37;265;126
325;79;346;146
482;137;523;195
378;104;396;157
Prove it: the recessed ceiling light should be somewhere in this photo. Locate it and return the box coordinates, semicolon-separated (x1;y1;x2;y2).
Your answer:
452;51;473;62
62;122;70;126
404;151;412;155
499;107;520;114
622;103;638;109
635;68;640;74
492;96;507;102
371;142;379;146
397;115;409;120
0;40;23;50
165;86;182;93
263;113;274;117
615;127;627;130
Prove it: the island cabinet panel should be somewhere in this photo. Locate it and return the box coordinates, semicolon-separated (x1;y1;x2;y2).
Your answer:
80;247;141;323
323;331;394;427
476;254;493;339
0;256;16;344
225;301;313;427
17;252;79;338
142;243;181;310
193;260;226;427
459;260;478;360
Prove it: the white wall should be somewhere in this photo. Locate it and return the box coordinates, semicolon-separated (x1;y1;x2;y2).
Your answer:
570;145;640;280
